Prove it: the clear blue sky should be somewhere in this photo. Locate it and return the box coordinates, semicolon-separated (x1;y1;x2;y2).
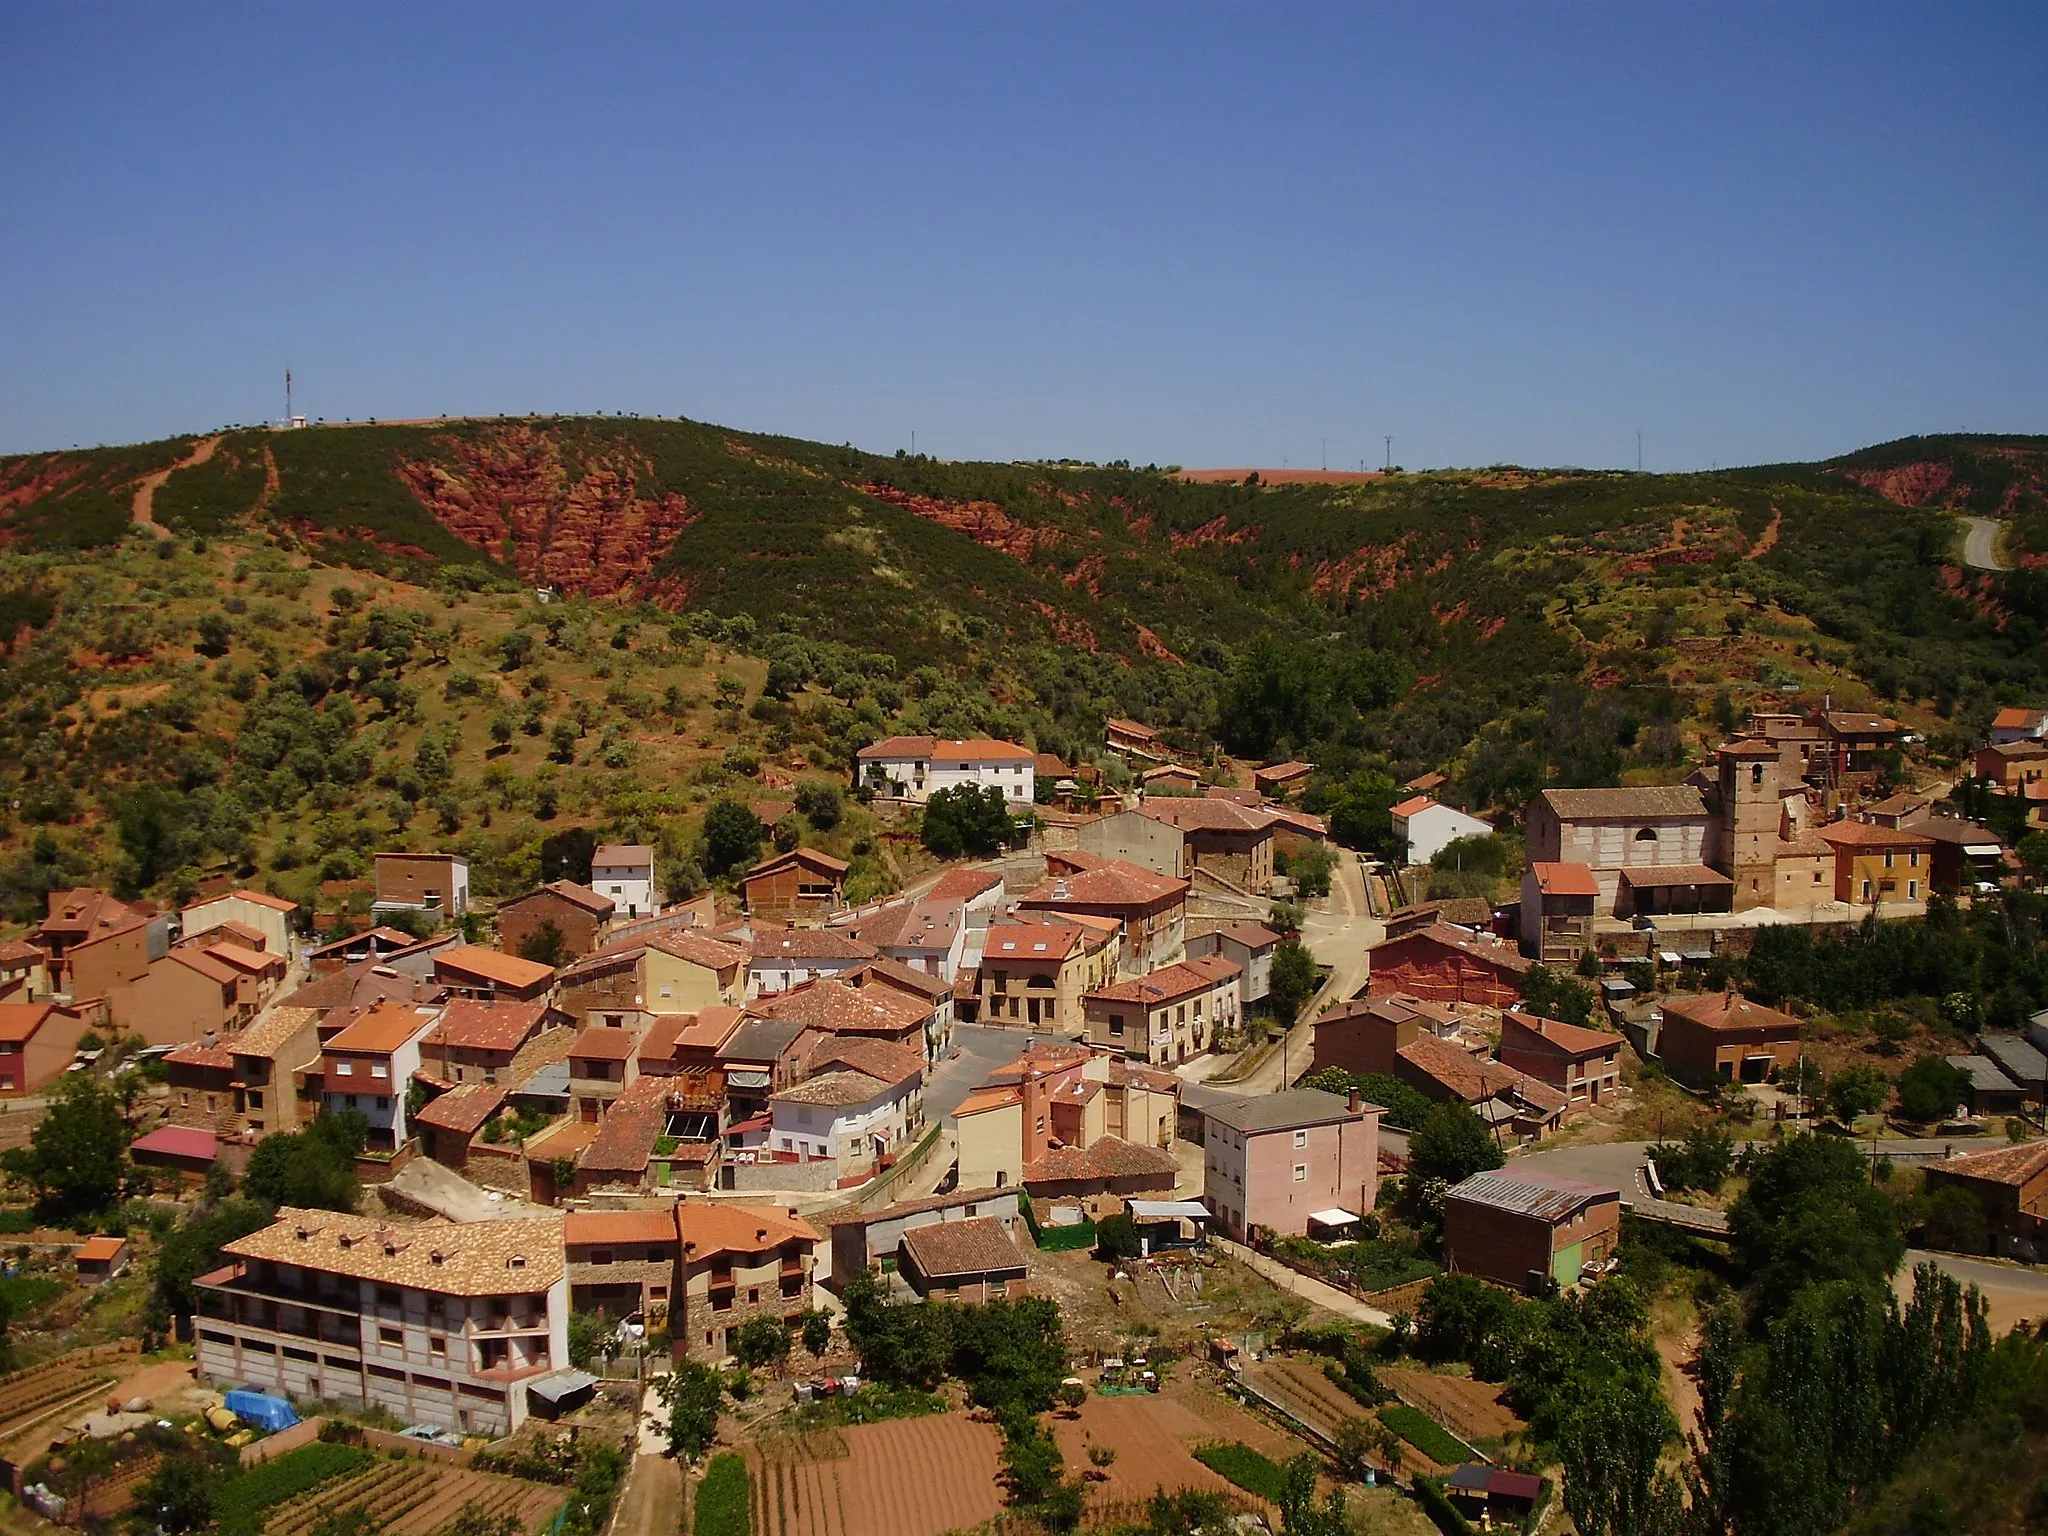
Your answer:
4;4;2043;469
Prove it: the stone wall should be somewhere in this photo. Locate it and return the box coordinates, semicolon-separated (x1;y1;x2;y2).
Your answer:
508;1025;574;1088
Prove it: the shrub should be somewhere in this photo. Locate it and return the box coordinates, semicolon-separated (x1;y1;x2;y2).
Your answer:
695;1453;751;1536
1191;1442;1288;1502
1379;1403;1474;1466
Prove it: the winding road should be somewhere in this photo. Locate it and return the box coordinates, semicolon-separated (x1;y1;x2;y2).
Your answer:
1962;515;2010;572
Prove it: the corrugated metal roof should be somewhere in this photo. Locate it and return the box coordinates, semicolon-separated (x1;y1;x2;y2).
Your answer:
1445;1168;1619;1222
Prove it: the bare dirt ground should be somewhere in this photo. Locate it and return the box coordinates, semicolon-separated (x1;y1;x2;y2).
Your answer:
1241;1356;1370;1443
1656;1328;1704;1439
130;435;219;536
612;1450;681;1536
747;1413;1006;1536
1055;1375;1302;1514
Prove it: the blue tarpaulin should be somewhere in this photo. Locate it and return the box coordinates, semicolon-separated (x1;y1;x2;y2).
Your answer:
224;1390;299;1432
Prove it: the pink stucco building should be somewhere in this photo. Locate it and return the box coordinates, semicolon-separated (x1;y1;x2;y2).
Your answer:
1201;1087;1382;1242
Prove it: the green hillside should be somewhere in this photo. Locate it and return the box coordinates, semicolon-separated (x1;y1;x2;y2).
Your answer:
0;415;2042;917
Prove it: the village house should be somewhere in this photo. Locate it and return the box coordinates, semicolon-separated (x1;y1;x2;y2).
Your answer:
110;938;285;1046
1949;1055;2027;1117
1018;852;1189;976
1657;991;1803;1089
1390;796;1495;868
1992;708;2048;745
1442;1168;1623;1292
1981;1034;2048;1103
1309;991;1468;1079
766;1061;923;1185
372;852;470;918
1073;809;1187;878
75;1236;130;1285
675;1201;822;1364
434;946;557;1005
953;1041;1182;1194
0;940;50;1003
925;868;1008;929
1922;1142;2048;1258
635;1007;745;1078
181;888;297;960
1772;827;1837;910
745;925;878;998
1818;819;1935;907
715;1018;812;1123
1253;762;1314;799
823;1187;1022;1292
750;972;946;1060
1134;798;1279;891
1497;1011;1625;1108
555;933;748;1025
495;882;616;962
568;1026;642;1123
1519;862;1598;966
1366;923;1531;1007
976;914;1121;1033
413;1083;509;1174
0;1002;91;1098
1392;1035;1568;1140
1083;954;1242;1065
1974;740;2048;795
194;1206;570;1437
305;927;417;973
1814;709;1902;787
166;1004;324;1138
1524;786;1719;918
898;1218;1030;1303
1185;922;1280;1006
1140;763;1202;795
575;1073;722;1195
33;888;149;996
834;896;967;979
421;999;565;1088
1903;816;2007;896
744;848;850;923
1106;717;1173;764
563;1208;678;1324
1202;1088;1381;1243
1022;1137;1178;1211
590;844;657;917
855;736;1036;805
322;1001;441;1151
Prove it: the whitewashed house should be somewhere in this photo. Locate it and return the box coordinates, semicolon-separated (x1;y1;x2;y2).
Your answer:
854;737;1035;806
1389;796;1496;867
591;845;656;918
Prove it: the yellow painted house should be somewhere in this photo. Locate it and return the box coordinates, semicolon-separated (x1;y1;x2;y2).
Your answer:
555;932;746;1026
1818;820;1935;907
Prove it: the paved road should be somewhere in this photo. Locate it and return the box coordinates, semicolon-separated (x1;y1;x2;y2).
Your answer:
926;1022;1072;1122
1963;515;2010;572
1905;1250;2048;1331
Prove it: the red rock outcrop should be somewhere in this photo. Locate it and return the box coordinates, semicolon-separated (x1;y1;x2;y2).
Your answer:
1168;515;1263;551
1134;625;1183;664
859;482;1065;562
1310;539;1411;600
1839;462;1959;507
396;428;696;599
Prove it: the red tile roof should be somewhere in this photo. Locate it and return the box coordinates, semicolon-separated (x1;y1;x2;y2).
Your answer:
565;1209;679;1248
856;736;1032;762
1529;862;1600;897
412;1082;507;1135
1500;1010;1624;1059
1020;858;1188;911
752;978;930;1036
899;1216;1026;1279
129;1125;217;1162
1023;1136;1177;1185
165;1042;235;1070
0;1004;57;1043
1086;956;1240;1007
570;1028;640;1061
326;1002;441;1055
1661;992;1801;1035
436;946;557;989
928;868;1006;902
428;999;550;1054
677;1200;821;1258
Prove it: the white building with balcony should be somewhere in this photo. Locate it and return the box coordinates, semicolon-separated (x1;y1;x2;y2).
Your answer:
193;1207;570;1436
854;736;1035;805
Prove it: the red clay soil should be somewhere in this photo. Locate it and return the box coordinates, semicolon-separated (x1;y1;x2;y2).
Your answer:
1167;515;1264;551
858;482;1067;562
747;1413;1006;1536
1054;1386;1301;1513
1839;462;1959;507
397;427;697;599
1178;469;1382;485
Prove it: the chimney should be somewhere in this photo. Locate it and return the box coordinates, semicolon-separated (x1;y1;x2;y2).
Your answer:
1348;1089;1362;1113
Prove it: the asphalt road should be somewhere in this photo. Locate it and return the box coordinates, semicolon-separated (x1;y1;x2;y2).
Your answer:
1963;515;2010;572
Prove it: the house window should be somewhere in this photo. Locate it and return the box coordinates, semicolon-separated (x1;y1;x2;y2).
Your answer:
430;1335;446;1358
380;1326;403;1346
371;1062;389;1079
1293;1164;1307;1182
1293;1130;1308;1149
1634;827;1657;842
592;1249;613;1265
335;1061;353;1076
1908;881;1919;899
1884;851;1895;869
247;1090;263;1109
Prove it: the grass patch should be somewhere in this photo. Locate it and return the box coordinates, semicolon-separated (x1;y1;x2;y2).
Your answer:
1379;1404;1474;1467
1192;1441;1288;1502
156;435;269;535
694;1451;751;1536
789;1382;945;1427
0;1274;63;1315
213;1440;371;1532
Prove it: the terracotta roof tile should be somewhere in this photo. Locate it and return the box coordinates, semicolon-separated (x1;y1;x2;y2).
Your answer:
677;1201;821;1258
565;1209;679;1248
899;1216;1026;1279
413;1082;507;1135
219;1206;564;1294
1023;1136;1176;1184
436;946;557;990
771;1069;892;1108
428;999;550;1054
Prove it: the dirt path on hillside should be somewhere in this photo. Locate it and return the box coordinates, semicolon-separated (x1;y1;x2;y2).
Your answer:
1746;507;1782;559
131;435;220;537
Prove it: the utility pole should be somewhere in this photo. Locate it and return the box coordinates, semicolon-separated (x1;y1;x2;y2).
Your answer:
1637;430;1643;473
1383;436;1392;471
1321;438;1328;472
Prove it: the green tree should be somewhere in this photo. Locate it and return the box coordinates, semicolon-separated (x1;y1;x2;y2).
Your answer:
1323;770;1398;853
1897;1055;1969;1122
154;1196;275;1322
4;1073;127;1215
196;611;233;657
1407;1101;1504;1187
1095;1213;1142;1262
1826;1064;1891;1123
137;1452;217;1533
1520;964;1597;1027
802;1310;832;1357
549;719;580;763
661;1359;725;1460
240;1110;366;1212
795;780;844;831
734;1316;792;1373
1728;1132;1906;1312
516;921;571;968
701;798;765;876
920;784;1014;859
1920;1185;1990;1253
1268;939;1319;1022
1557;1374;1679;1536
